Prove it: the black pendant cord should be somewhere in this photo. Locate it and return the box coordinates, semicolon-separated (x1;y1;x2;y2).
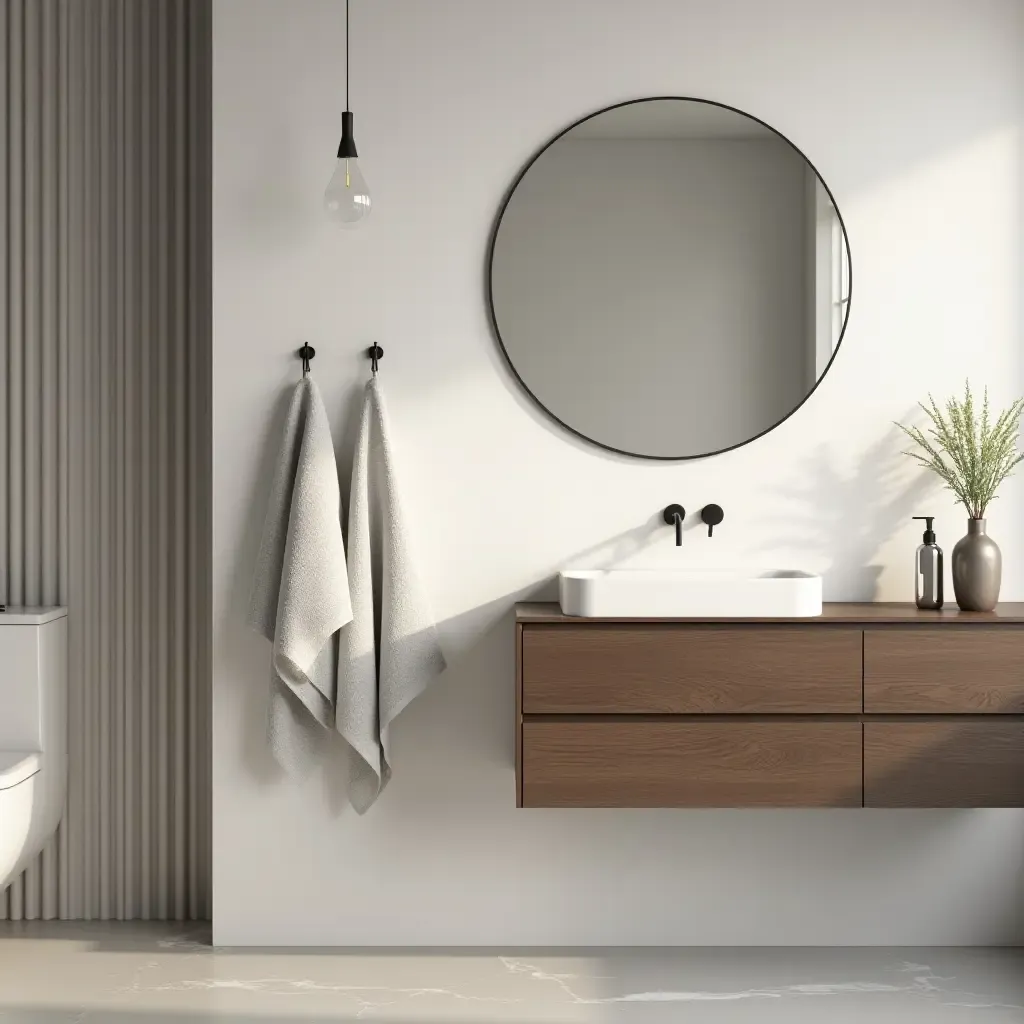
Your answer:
337;0;358;159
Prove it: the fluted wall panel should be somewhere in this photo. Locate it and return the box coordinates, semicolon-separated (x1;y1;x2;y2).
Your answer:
1;0;211;921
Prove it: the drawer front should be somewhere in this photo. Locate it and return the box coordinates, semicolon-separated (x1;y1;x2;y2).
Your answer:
522;720;863;807
522;625;862;713
864;722;1024;807
864;629;1024;713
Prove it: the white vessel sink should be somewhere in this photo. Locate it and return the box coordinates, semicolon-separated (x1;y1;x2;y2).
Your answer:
558;569;823;619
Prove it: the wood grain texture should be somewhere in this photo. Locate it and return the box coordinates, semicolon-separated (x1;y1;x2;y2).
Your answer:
522;720;863;807
864;629;1024;713
516;602;1024;624
522;625;862;713
864;722;1024;807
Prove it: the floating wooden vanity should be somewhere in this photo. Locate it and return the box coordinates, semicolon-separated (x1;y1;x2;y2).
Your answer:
515;603;1024;808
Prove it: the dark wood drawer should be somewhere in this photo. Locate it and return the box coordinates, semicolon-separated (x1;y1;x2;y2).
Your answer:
864;629;1024;713
522;625;862;713
522;720;863;807
864;721;1024;807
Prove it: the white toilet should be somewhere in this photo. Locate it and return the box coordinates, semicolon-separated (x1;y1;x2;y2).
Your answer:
0;607;68;889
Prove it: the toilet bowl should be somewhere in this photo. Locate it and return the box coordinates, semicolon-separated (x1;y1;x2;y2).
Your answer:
0;608;67;889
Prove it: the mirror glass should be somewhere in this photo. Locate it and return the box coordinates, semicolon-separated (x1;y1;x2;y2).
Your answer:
488;98;851;459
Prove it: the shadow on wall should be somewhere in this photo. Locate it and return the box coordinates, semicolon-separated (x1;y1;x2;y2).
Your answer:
852;721;1024;944
762;420;938;600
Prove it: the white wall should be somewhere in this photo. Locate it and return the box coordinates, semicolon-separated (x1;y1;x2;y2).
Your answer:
212;0;1024;945
491;137;810;456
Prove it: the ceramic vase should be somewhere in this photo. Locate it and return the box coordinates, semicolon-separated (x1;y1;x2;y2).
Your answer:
951;518;1001;612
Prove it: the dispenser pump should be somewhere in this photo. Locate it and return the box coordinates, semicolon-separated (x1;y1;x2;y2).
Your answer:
914;516;937;545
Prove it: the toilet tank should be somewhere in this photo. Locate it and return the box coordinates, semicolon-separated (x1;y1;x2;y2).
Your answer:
0;608;68;756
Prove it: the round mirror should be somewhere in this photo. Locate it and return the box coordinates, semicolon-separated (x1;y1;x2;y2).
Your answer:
488;98;851;459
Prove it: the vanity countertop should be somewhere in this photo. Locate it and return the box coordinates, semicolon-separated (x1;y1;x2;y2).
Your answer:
516;601;1024;624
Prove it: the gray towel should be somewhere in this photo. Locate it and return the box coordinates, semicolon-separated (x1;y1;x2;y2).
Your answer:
249;377;352;775
337;376;446;812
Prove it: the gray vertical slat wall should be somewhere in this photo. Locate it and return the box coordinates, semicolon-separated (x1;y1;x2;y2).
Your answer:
1;0;211;921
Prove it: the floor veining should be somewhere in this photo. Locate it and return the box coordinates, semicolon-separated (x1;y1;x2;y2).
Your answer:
0;923;1021;1022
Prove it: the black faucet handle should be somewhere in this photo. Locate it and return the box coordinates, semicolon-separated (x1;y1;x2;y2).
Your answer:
701;504;724;537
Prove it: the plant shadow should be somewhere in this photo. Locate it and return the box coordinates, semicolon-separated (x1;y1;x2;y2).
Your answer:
762;420;940;601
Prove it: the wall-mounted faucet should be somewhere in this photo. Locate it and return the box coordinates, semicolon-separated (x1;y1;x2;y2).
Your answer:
663;504;686;546
701;504;724;537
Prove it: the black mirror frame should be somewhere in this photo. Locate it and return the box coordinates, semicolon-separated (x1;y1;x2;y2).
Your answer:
485;96;853;461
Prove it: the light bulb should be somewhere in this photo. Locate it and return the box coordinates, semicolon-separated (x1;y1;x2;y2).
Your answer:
324;157;371;226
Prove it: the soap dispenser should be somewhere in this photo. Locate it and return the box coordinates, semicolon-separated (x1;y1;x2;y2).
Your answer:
912;516;943;610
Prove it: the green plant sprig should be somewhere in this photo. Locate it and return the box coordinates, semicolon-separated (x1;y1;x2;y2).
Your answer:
897;382;1024;520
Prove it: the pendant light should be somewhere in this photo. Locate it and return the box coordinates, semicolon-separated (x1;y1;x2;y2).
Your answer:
324;0;371;225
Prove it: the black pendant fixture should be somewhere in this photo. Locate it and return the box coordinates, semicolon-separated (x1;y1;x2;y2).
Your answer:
324;0;371;225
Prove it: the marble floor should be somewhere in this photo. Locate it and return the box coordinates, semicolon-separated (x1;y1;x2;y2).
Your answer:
0;924;1022;1022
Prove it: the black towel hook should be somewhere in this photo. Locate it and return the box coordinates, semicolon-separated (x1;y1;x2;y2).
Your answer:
298;343;315;377
368;343;383;375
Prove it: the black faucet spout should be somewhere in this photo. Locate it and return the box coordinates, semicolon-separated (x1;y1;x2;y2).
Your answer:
663;504;686;546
